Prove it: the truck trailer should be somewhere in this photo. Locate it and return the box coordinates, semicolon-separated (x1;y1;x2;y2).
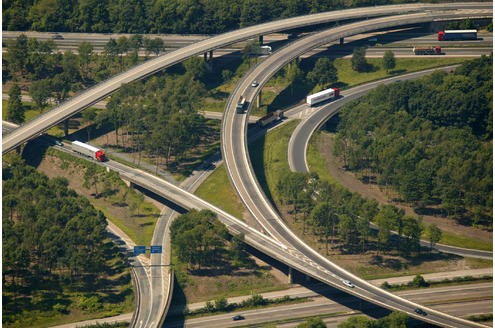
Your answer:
72;141;106;161
438;29;477;41
413;46;441;55
257;110;283;127
236;96;247;113
306;88;340;106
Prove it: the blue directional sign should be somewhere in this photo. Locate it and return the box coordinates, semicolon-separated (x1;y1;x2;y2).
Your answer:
133;245;146;256
150;245;163;254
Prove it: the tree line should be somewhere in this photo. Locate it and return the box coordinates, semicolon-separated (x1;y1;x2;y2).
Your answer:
333;56;492;225
276;171;440;257
4;0;409;34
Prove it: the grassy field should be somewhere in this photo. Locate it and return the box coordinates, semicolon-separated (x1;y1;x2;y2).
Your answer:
333;57;469;88
248;120;299;204
194;164;245;219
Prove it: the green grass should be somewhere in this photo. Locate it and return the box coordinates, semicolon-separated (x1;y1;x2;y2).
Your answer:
194;164;245;219
306;133;338;184
249;120;299;204
438;231;492;251
334;57;470;88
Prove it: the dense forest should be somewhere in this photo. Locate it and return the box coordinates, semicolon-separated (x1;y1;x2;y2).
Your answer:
3;156;132;326
4;0;410;34
333;56;492;225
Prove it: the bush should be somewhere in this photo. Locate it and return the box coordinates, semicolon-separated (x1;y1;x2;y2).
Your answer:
79;295;103;313
53;303;69;314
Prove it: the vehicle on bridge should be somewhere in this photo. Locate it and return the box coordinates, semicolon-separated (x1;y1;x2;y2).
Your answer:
259;45;272;55
413;45;442;55
306;87;340;106
236;96;247;113
438;29;477;41
257;110;283;127
72;140;106;162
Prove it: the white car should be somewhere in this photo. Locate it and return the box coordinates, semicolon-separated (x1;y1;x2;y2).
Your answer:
342;279;355;288
251;80;259;87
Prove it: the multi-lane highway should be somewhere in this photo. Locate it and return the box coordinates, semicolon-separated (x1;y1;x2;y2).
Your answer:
3;3;492;328
167;283;492;327
3;2;492;153
221;9;491;328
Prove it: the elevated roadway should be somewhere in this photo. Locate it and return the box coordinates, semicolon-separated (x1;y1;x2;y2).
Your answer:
2;4;491;327
3;2;492;153
221;9;491;328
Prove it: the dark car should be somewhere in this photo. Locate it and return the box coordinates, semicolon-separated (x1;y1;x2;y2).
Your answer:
232;314;245;321
415;308;427;316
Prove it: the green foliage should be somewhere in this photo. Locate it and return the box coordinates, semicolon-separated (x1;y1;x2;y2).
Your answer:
334;57;492;223
411;274;429;288
297;317;326;328
170;209;230;269
307;57;338;87
3;0;425;35
338;311;407;327
6;84;24;123
78;295;103;313
2;158;132;326
382;50;396;72
351;47;368;72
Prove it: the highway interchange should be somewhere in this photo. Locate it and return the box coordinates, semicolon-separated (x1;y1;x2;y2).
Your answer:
2;3;493;328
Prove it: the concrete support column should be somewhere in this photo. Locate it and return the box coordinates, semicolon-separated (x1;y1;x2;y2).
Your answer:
288;267;293;284
259;35;264;45
257;90;262;108
340;37;344;45
209;50;213;60
203;52;208;61
64;120;69;137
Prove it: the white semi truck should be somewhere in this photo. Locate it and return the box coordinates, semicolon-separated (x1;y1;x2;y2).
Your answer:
72;141;106;162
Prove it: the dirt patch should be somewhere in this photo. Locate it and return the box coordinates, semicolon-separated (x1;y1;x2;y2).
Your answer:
316;132;492;244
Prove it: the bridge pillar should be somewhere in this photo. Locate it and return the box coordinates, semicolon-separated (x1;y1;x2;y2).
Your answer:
288;267;293;284
257;90;262;108
340;37;344;45
63;120;69;137
259;35;264;45
203;52;208;61
209;50;213;60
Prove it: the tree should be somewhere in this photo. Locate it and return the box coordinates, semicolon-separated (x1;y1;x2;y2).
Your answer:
425;223;442;250
30;79;52;111
307;57;338;86
6;84;24;123
78;42;94;82
402;216;423;256
382;50;396;73
351;47;368;72
310;202;338;254
5;34;29;80
143;37;164;56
